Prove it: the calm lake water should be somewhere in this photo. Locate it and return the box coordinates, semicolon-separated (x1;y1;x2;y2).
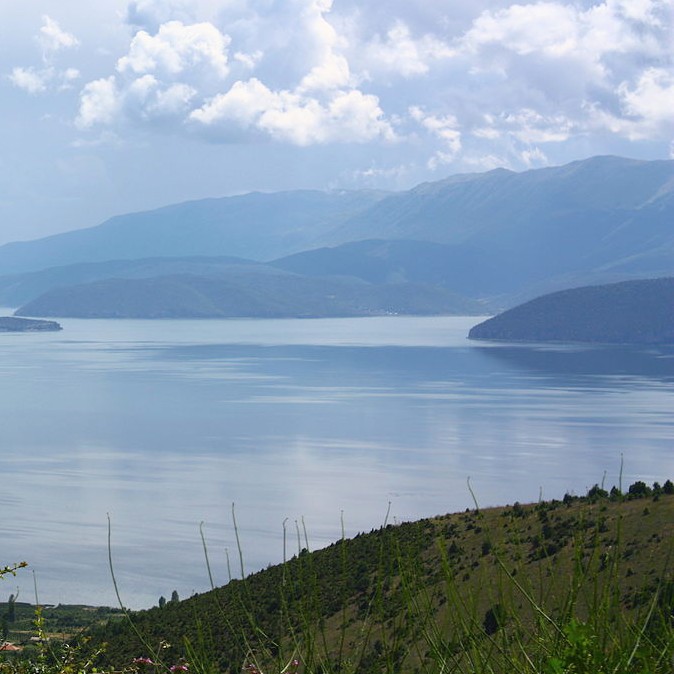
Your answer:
2;315;674;608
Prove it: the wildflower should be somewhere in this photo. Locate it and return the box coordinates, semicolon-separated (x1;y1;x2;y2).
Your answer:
133;656;156;666
170;664;189;672
243;664;262;674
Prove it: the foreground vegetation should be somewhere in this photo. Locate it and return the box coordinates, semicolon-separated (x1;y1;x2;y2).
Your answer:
2;480;674;673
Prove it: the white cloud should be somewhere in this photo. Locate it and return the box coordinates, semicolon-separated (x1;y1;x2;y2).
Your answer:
117;21;230;78
8;64;80;95
234;50;263;70
61;68;81;87
68;0;672;164
124;75;197;120
459;0;667;64
502;109;574;143
76;77;121;129
189;78;275;128
299;52;351;93
8;15;80;96
9;67;50;94
363;20;455;77
410;106;462;168
521;147;549;167
462;4;579;58
38;15;79;60
608;0;668;26
190;78;395;145
618;68;674;128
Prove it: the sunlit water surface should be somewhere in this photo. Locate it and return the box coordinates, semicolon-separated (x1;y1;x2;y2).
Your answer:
2;315;673;608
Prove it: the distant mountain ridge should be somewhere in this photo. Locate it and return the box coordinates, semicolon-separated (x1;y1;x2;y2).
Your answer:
1;155;673;312
0;190;389;275
469;277;674;344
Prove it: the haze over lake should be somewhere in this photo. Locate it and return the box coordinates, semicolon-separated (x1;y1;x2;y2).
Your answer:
2;315;674;609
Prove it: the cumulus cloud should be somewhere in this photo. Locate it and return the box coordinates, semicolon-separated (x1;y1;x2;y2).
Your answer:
10;67;49;94
190;78;395;144
117;21;230;78
75;1;399;146
68;0;672;165
76;77;121;129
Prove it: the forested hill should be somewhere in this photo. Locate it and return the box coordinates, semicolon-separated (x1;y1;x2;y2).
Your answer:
469;277;674;344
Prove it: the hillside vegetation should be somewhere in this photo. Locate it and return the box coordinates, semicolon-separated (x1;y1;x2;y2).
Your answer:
61;481;674;674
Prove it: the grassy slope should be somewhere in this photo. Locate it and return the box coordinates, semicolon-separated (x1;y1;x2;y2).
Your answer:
77;484;674;673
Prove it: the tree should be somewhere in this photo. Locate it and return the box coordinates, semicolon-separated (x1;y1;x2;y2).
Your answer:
7;593;15;622
158;596;166;609
628;481;652;499
170;590;179;603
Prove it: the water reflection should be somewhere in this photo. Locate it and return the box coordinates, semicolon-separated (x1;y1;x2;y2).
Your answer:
474;342;674;382
1;317;673;608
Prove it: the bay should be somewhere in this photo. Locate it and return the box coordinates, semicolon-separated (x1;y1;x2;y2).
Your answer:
1;315;673;609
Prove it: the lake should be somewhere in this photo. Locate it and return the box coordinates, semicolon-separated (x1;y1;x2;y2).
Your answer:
2;315;673;608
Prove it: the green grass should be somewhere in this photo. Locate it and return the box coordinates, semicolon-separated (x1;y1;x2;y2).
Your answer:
2;481;674;673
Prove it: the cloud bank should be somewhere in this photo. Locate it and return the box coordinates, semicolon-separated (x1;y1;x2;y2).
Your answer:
9;0;674;172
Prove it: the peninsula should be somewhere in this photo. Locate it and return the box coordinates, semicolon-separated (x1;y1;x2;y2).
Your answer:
0;316;62;332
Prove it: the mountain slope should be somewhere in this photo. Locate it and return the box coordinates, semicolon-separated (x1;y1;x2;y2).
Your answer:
0;190;388;275
469;277;674;343
324;156;674;296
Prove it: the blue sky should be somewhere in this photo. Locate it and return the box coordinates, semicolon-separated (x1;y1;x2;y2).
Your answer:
1;0;673;244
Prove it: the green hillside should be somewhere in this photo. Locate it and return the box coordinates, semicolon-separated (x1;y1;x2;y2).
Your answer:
61;482;674;674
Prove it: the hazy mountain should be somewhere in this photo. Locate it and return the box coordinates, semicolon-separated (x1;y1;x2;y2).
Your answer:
468;277;674;344
15;271;484;319
303;156;674;299
271;239;515;302
0;256;282;307
1;156;673;305
0;190;388;275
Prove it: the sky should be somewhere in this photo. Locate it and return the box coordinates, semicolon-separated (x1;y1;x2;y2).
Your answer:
1;0;673;245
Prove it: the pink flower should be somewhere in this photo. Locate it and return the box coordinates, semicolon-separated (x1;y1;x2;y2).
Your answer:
132;657;155;666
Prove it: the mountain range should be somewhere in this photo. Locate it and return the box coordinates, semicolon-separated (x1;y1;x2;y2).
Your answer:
2;155;673;318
